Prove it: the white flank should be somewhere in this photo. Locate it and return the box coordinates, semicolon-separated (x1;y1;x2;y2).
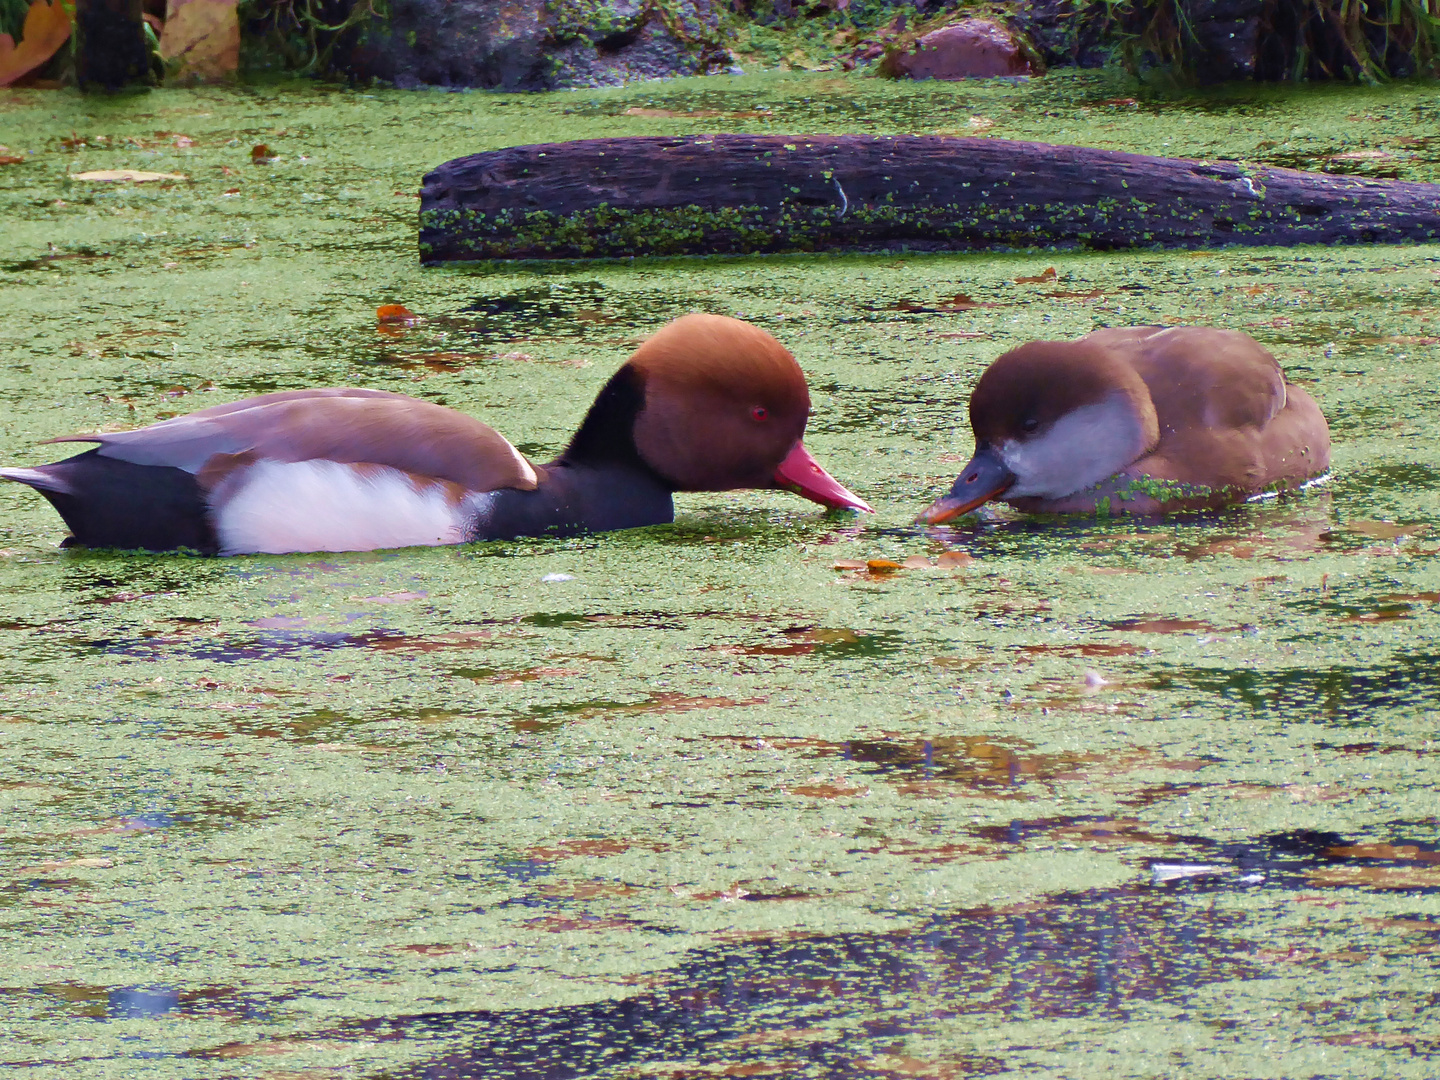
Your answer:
213;459;468;555
999;393;1149;500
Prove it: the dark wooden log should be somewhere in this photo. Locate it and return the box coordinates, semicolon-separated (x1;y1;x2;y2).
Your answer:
75;0;152;92
419;133;1440;263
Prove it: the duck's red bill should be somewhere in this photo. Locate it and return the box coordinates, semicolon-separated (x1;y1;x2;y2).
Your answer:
774;442;873;513
916;447;1015;525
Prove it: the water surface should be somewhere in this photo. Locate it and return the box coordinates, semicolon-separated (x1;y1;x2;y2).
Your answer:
1;70;1438;1077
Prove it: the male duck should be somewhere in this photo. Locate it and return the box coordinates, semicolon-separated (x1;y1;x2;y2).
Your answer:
3;314;871;554
917;325;1331;523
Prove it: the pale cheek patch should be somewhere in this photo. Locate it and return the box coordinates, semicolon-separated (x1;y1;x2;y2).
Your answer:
211;459;467;555
1000;394;1149;499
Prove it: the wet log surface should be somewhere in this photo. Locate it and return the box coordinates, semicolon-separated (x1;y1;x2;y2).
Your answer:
419;133;1440;262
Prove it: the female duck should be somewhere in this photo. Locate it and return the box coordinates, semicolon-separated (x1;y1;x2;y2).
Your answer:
918;325;1330;523
3;314;871;554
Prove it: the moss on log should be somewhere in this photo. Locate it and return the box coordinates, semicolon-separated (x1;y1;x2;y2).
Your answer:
419;134;1440;262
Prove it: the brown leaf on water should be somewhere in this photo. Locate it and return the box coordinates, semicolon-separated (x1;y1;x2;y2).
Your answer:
0;0;71;88
0;148;24;165
1342;608;1412;623
832;559;868;570
250;143;276;164
1017;642;1143;658
902;554;932;569
1326;842;1440;863
363;629;496;652
866;559;903;572
72;170;187;183
1310;865;1440;889
537;881;638;900
786;781;868;799
1014;266;1058;284
527;838;634;861
936;550;974;568
397;942;462;955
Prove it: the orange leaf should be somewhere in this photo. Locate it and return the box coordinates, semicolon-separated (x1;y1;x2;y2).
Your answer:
1014;266;1058;284
376;304;417;325
0;0;72;88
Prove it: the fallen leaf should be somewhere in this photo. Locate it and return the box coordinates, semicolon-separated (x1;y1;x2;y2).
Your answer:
1106;616;1217;634
866;559;904;572
936;550;975;568
376;303;417;325
1014;267;1058;284
0;0;72;88
901;554;931;569
527;839;633;861
71;170;187;182
832;559;868;570
788;782;867;798
1309;865;1440;889
250;143;275;164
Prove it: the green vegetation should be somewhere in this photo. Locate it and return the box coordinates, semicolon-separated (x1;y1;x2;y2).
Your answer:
1;69;1439;1076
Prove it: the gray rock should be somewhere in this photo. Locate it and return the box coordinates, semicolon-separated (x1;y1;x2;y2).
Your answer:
337;0;726;91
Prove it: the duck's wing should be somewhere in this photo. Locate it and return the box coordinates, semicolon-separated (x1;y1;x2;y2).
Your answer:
46;388;539;494
1088;327;1330;498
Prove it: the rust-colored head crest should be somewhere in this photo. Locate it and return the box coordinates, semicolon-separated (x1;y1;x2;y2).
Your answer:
628;313;812;491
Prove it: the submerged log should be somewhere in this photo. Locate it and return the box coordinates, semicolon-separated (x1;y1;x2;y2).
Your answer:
419;133;1440;262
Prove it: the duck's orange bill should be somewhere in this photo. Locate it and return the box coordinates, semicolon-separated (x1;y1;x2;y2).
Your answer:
916;446;1016;525
774;442;874;513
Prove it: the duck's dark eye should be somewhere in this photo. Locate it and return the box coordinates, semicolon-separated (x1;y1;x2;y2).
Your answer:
751;406;769;422
1021;417;1040;434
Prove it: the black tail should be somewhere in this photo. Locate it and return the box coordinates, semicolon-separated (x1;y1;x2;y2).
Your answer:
1;449;217;554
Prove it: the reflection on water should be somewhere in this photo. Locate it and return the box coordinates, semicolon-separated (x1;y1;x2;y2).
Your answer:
370;883;1254;1080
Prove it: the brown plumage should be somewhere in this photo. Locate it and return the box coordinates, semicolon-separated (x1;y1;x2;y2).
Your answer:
918;326;1331;523
2;314;870;555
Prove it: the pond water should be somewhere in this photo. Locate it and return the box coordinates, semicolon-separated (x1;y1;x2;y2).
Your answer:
1;69;1439;1078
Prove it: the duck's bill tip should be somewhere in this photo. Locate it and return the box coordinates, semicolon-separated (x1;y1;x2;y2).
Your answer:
916;449;1015;525
915;491;994;526
774;442;874;514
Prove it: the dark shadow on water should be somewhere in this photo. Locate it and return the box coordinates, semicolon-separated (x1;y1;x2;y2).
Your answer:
350;882;1256;1080
1153;650;1440;726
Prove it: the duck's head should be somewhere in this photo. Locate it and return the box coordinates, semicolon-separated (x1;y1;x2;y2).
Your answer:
917;339;1160;524
569;313;871;512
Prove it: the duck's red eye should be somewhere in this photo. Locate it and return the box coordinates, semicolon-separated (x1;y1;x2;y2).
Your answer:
751;406;768;422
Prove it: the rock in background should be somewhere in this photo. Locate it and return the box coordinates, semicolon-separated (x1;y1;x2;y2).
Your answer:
879;17;1035;80
335;0;731;91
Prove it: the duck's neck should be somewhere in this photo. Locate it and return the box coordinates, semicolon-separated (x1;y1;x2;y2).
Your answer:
465;366;676;541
